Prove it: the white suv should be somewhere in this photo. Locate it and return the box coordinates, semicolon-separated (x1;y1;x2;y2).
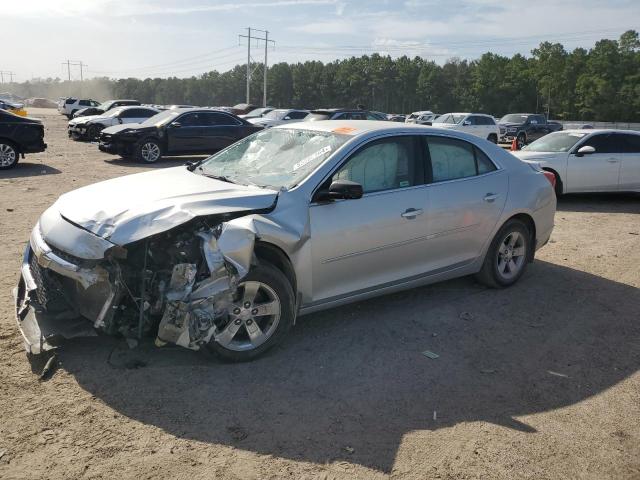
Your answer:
431;113;500;143
58;98;100;119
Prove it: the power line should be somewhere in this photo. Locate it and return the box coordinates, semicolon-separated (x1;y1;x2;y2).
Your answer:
239;27;275;106
0;71;15;83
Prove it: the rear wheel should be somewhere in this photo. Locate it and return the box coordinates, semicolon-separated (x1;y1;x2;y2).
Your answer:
476;219;531;288
206;262;295;362
0;141;19;169
136;138;162;163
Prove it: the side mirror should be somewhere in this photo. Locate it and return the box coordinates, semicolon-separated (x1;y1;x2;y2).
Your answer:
462;120;471;126
315;180;363;202
575;145;595;157
171;122;182;128
284;116;291;120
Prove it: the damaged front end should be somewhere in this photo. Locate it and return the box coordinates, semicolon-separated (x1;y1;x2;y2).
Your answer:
14;214;258;355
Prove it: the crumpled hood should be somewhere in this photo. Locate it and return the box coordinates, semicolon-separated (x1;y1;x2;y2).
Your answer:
70;114;106;125
51;166;278;246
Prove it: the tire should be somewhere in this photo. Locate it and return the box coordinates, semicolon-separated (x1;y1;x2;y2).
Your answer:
206;261;295;362
69;110;77;119
87;124;101;140
0;141;19;169
135;138;162;163
475;219;531;289
553;172;563;197
487;133;497;144
516;133;526;150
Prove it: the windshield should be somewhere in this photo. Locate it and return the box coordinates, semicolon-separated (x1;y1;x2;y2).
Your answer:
198;128;349;189
246;107;271;117
106;108;125;118
98;101;114;111
523;131;588;152
264;109;288;120
434;114;465;124
139;110;180;127
500;114;529;123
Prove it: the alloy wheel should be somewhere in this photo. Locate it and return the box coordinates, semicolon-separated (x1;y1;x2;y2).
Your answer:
0;143;17;168
496;231;526;280
141;142;161;162
215;281;281;352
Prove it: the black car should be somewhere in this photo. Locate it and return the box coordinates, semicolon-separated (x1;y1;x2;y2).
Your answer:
73;99;141;118
304;108;387;121
98;108;262;163
498;113;563;148
0;109;46;169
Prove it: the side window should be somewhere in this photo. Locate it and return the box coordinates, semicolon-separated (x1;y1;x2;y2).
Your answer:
366;113;381;121
79;100;90;106
350;112;366;120
288;111;308;120
617;134;640;153
65;98;77;104
482;116;496;125
204;112;241;126
332;113;348;120
426;136;495;182
465;116;477;125
476;147;498;174
333;136;419;193
581;134;620;154
178;113;204;126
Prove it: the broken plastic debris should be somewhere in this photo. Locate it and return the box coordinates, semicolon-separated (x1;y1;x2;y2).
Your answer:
422;350;439;359
344;446;355;454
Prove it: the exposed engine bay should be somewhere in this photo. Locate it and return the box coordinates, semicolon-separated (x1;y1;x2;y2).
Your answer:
15;212;263;354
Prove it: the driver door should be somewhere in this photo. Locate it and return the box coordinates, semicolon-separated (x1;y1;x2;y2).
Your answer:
166;113;205;153
309;135;429;303
566;133;621;192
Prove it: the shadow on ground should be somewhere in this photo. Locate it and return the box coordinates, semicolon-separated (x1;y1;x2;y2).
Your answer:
557;192;640;214
104;155;208;168
0;163;61;179
59;261;640;472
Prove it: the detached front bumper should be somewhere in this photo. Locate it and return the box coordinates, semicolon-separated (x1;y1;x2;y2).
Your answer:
13;227;110;354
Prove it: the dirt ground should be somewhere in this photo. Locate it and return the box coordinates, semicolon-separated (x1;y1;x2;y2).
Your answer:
0;108;639;480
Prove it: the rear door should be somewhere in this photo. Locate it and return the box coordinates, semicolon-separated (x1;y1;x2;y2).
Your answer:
617;133;640;191
423;135;508;270
566;133;621;192
309;135;429;302
200;112;245;152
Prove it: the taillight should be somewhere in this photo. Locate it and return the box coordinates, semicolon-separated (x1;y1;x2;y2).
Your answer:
542;171;556;189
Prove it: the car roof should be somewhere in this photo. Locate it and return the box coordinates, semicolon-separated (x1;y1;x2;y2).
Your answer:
310;108;363;113
281;119;478;137
561;128;640;135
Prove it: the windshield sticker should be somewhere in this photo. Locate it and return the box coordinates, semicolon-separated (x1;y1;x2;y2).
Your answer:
332;127;357;134
293;145;332;171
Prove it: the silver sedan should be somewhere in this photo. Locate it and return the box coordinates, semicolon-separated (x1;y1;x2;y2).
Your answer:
15;121;556;361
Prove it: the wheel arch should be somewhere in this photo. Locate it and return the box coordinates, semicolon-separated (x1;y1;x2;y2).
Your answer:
541;166;563;195
502;213;536;262
253;241;297;297
0;137;20;152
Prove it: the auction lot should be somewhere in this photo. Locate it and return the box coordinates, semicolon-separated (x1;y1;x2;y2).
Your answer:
0;108;639;479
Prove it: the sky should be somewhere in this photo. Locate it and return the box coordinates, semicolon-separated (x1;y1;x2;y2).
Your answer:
1;0;638;81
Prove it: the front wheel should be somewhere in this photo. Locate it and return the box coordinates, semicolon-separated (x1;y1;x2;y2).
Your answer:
136;138;162;163
487;133;497;143
475;219;531;288
516;133;526;150
87;124;101;140
206;262;295;362
0;142;19;169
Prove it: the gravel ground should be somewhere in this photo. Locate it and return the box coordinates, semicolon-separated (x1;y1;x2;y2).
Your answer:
0;109;639;480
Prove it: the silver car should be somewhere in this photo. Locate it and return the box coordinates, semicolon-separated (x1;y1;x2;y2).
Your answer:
15;121;556;361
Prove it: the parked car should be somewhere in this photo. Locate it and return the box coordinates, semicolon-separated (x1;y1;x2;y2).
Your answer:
58;98;101;119
499;113;563;148
513;129;640;195
248;109;309;128
72;99;141;118
68;106;160;141
15;120;555;362
0;99;27;117
231;103;257;115
405;111;437;125
98;108;261;162
431;113;500;143
239;107;275;119
305;108;386;121
387;114;406;122
0;109;46;169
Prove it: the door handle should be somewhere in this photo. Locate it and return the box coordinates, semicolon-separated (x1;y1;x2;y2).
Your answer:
401;208;423;219
484;193;500;202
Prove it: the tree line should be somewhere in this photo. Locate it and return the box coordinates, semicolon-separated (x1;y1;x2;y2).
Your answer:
7;30;639;122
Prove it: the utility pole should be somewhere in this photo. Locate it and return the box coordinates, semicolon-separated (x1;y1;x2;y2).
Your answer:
62;60;86;81
238;28;275;106
63;60;71;81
